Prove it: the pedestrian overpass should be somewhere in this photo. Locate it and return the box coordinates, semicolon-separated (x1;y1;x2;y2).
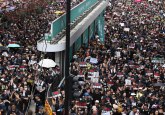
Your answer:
37;0;108;75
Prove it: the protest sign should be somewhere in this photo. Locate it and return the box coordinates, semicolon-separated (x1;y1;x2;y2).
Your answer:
125;79;131;85
90;57;98;64
101;111;110;115
91;72;99;83
120;23;125;26
124;28;130;32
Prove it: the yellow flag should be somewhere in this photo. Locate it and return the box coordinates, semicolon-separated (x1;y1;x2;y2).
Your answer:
45;100;53;115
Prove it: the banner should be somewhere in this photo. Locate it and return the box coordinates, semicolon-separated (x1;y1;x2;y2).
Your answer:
75;37;81;52
151;58;164;63
89;22;95;39
45;100;53;115
44;33;52;41
97;11;105;43
83;29;89;45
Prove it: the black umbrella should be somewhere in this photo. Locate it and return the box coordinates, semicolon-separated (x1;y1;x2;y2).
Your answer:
155;54;163;58
153;83;165;87
0;46;8;51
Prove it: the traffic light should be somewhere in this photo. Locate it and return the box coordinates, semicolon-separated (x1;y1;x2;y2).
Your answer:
69;74;85;99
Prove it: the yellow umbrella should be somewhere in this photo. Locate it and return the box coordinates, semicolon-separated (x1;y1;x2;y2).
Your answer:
87;63;92;70
54;11;64;15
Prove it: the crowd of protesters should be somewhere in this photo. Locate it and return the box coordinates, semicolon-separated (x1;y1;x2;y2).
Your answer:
0;0;82;13
50;0;165;115
0;0;164;114
0;0;83;47
0;0;83;115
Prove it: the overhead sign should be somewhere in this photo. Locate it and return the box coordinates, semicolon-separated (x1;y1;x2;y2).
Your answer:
75;37;81;52
97;11;105;43
89;22;95;39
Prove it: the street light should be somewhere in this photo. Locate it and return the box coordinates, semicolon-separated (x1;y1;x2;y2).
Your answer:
65;0;71;114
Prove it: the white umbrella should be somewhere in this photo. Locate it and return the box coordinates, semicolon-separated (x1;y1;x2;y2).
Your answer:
162;64;165;68
39;59;56;68
7;44;20;48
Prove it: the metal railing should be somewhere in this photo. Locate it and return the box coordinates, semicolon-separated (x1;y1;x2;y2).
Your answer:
50;0;101;44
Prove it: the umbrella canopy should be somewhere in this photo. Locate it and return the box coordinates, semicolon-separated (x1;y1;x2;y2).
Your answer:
7;44;20;48
0;46;8;51
155;54;163;58
38;59;56;68
52;91;61;98
162;64;165;68
55;11;64;14
153;83;165;87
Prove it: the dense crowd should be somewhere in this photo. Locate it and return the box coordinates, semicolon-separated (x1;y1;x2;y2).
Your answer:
0;0;83;115
51;0;165;115
0;0;83;48
0;0;165;114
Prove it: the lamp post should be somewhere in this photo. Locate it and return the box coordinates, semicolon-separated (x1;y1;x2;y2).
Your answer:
65;0;71;114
